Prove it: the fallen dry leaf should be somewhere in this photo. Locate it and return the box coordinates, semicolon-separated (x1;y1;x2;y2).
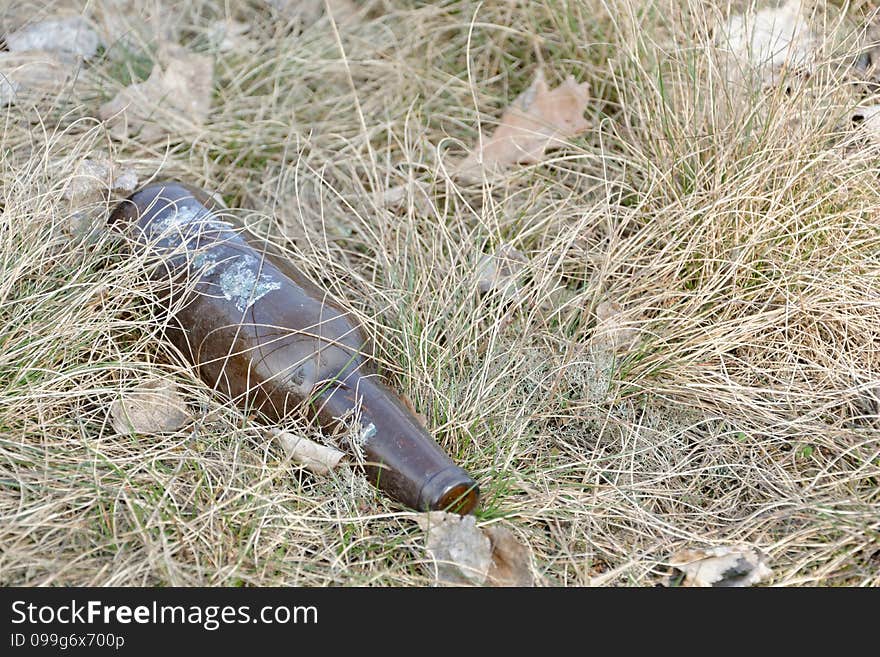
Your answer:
484;525;534;587
5;16;101;61
0;77;14;107
206;19;254;52
416;512;534;586
98;44;213;142
379;180;436;216
268;428;345;475
399;393;428;428
93;2;178;51
418;512;492;586
84;284;111;312
476;244;528;302
592;299;640;354
62;152;138;202
0;51;74;106
669;545;773;587
58;152;138;237
457;71;590;182
717;0;817;89
269;0;359;25
852;105;880;142
110;379;191;435
114;170;139;193
849;385;880;428
853;23;880;90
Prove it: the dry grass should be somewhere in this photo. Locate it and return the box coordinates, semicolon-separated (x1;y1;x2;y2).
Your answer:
1;0;878;586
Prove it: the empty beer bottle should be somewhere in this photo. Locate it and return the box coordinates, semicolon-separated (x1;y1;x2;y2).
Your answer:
109;182;478;513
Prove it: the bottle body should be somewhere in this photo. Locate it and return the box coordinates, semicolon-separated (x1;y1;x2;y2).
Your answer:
110;182;478;513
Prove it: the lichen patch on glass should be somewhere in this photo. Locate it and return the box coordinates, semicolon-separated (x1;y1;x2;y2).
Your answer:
217;255;281;312
145;200;280;312
147;200;232;249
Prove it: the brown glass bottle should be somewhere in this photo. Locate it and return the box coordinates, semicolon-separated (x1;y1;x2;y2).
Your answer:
109;182;478;513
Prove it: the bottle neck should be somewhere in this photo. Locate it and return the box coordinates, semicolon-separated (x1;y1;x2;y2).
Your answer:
312;374;478;513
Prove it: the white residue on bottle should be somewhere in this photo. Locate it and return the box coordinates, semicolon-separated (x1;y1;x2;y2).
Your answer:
149;201;233;247
356;422;376;446
218;254;281;312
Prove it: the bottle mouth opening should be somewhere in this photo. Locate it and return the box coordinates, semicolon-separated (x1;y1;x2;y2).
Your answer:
418;468;479;514
436;483;479;515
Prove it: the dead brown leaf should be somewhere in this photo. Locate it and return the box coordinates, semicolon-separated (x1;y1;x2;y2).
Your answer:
93;2;177;49
669;545;773;587
457;71;591;182
98;44;213;143
417;512;492;586
206;20;254;53
592;299;640;354
379;180;436;216
110;379;191;435
416;513;534;586
716;0;817;90
267;428;345;475
62;152;138;202
399;393;428;428
5;16;101;61
485;525;534;587
0;51;74;106
852;105;880;144
269;0;360;25
57;152;137;237
476;244;528;302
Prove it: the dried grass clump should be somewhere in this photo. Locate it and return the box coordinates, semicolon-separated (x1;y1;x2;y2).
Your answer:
1;0;877;586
